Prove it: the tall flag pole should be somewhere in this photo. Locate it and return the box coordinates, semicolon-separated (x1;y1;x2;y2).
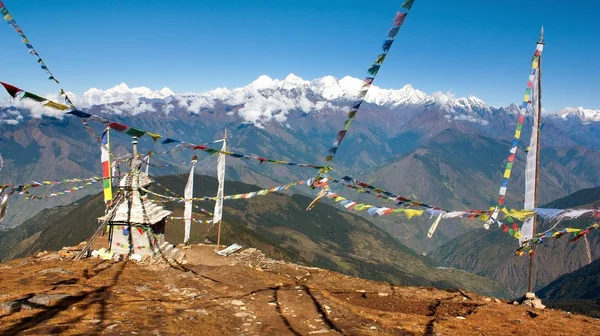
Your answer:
523;27;545;294
101;127;113;204
215;130;227;249
183;155;197;244
485;29;545;230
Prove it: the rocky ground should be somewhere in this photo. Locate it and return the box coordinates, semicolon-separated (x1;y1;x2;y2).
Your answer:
0;241;599;336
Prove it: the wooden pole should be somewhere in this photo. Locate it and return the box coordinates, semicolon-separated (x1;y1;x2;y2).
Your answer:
528;27;544;293
216;129;227;249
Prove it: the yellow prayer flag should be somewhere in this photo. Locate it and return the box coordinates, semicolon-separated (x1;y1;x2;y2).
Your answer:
43;100;69;110
507;210;535;221
4;14;13;21
565;228;581;233
524;94;530;101
404;209;424;219
514;130;521;138
147;132;162;142
503;169;511;179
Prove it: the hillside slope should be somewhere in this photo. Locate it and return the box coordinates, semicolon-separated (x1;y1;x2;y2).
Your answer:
429;187;600;297
537;258;600;318
0;174;508;298
360;129;600;253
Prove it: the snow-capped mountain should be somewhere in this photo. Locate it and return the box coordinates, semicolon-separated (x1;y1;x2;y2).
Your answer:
1;74;599;128
551;107;600;123
0;74;500;127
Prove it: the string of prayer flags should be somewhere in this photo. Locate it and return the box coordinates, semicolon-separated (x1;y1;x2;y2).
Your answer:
322;190;426;218
22;180;100;200
330;175;448;211
515;223;599;255
325;0;417;162
168;216;210;224
1;175;114;196
485;39;545;230
101;128;113;203
0;1;77;108
1;82;70;111
142;178;314;203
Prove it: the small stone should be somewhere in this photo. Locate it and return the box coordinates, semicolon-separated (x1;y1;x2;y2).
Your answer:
525;292;536;299
456;316;466;320
231;300;245;306
323;305;331;310
356;289;366;293
2;301;21;314
105;324;118;330
378;293;389;297
39;253;61;261
28;293;70;306
370;326;377;330
234;312;249;318
268;302;277;306
308;329;329;334
195;309;208;315
494;298;501;303
86;319;102;324
484;297;492;302
240;307;246;311
38;267;73;275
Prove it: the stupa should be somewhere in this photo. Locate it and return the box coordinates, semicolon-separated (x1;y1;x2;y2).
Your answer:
98;137;171;256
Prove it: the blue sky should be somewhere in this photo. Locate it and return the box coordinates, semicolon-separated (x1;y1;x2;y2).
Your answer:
0;0;598;111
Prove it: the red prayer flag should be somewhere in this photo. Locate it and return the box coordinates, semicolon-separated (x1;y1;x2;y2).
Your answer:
0;81;23;98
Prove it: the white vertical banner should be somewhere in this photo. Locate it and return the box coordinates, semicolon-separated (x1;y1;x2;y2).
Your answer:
184;159;197;244
145;155;150;175
521;43;544;245
213;138;226;223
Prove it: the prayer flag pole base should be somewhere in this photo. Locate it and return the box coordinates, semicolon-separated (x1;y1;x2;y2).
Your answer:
216;220;223;250
516;292;545;309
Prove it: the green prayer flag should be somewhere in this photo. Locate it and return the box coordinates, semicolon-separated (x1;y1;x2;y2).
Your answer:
402;0;415;10
375;54;387;65
21;91;47;102
125;127;146;137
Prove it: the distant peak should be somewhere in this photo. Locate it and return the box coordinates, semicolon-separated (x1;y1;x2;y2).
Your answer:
248;75;275;89
283;73;306;83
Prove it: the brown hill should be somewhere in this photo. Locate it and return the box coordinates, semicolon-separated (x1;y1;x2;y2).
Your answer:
0;247;597;335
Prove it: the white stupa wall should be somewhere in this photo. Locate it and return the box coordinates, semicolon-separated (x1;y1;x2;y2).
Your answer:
109;223;165;256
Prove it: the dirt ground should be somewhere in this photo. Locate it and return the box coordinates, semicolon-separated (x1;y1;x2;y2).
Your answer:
0;245;598;336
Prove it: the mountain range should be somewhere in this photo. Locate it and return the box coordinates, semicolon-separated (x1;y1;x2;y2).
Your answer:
1;74;599;252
